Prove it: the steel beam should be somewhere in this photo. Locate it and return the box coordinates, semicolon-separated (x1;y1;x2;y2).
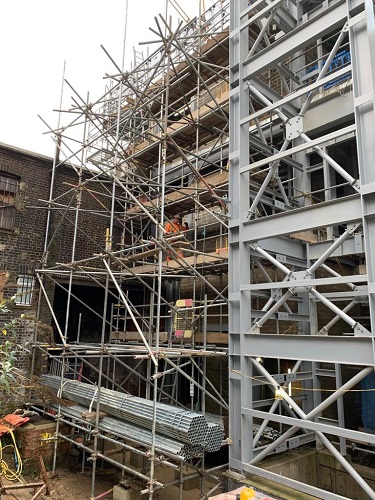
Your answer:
240;124;356;173
241;274;367;291
308;235;365;259
238;195;362;242
246;408;375;446
239;334;374;365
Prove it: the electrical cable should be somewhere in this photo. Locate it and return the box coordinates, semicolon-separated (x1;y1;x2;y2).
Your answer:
0;428;23;481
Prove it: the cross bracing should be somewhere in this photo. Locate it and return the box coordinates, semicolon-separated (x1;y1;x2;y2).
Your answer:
230;0;375;499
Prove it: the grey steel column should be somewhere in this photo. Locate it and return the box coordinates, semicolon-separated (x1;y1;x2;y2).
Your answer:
349;0;375;363
229;0;253;468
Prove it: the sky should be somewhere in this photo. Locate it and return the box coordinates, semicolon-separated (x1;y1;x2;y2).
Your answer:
0;1;207;158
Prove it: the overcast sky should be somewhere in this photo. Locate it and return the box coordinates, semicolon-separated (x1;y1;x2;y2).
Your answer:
1;1;205;157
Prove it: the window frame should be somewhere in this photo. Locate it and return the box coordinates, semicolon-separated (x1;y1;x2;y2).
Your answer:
0;173;19;231
15;274;34;307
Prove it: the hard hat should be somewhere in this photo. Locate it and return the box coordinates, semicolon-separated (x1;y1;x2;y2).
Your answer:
173;214;182;220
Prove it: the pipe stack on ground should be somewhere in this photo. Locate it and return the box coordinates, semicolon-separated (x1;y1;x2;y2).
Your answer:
42;375;223;454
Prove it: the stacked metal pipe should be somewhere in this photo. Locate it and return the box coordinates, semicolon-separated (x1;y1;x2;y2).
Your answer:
42;375;223;454
42;375;207;445
205;412;225;432
203;422;224;453
51;403;202;461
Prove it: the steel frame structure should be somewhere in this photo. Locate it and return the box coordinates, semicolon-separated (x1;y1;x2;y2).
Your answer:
229;0;375;499
31;2;232;499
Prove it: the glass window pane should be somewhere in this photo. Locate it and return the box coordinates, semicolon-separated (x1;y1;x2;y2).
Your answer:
15;275;34;306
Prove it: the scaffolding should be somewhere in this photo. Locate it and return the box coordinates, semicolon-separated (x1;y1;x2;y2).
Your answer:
25;1;375;498
31;1;232;499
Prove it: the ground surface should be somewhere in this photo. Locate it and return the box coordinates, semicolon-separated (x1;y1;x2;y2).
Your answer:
1;468;116;500
1;465;219;499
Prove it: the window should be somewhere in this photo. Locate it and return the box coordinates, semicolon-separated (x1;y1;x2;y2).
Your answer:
0;174;19;230
15;274;34;306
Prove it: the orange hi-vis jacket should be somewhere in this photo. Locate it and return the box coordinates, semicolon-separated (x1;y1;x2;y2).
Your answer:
165;221;186;234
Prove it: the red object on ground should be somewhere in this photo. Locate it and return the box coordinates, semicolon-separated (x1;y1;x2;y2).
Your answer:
0;414;30;436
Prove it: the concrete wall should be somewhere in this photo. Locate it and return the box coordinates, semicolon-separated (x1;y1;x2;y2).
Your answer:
261;448;318;488
318;450;375;500
248;447;375;500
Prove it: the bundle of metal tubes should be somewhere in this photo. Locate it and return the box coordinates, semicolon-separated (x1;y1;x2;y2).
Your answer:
204;422;225;453
205;412;226;431
50;403;204;461
42;375;223;454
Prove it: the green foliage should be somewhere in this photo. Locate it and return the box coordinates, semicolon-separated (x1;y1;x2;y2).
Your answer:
0;317;21;392
0;298;57;415
0;299;11;314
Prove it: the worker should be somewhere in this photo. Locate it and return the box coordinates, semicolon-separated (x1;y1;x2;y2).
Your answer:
165;214;188;234
164;214;189;261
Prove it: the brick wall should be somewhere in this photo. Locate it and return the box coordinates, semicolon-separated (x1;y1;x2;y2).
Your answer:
46;167;110;266
0;145;112;374
16;418;70;471
0;146;51;373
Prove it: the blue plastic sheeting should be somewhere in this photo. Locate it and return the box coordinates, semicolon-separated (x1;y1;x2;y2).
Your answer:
361;372;375;431
305;49;351;90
